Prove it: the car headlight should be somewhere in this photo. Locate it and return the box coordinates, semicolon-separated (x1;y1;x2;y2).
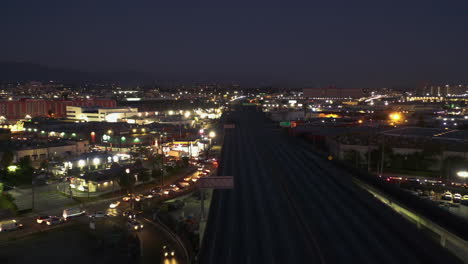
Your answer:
134;226;138;230
140;224;143;228
164;252;168;257
171;251;175;256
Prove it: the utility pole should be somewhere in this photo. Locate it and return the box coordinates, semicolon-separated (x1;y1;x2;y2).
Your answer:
380;135;385;176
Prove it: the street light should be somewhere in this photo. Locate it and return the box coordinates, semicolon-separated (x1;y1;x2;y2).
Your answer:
78;159;86;170
92;157;100;167
389;113;402;122
457;171;468;185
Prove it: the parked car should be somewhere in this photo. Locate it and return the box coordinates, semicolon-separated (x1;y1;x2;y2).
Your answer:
453;193;462;203
442;192;453;201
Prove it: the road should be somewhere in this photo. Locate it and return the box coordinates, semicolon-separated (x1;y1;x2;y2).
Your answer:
0;168;208;264
200;106;461;264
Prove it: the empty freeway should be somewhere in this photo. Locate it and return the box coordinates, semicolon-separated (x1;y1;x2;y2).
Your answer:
199;106;461;264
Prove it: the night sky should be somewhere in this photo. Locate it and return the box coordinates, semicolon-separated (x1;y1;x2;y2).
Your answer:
1;0;468;87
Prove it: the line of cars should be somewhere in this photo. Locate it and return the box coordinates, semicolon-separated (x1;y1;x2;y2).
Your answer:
442;191;468;204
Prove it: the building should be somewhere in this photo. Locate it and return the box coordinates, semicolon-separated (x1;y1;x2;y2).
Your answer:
303;87;364;99
1;140;89;163
0;98;116;120
66;106;138;122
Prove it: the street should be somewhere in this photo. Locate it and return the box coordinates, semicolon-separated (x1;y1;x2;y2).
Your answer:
200;106;462;264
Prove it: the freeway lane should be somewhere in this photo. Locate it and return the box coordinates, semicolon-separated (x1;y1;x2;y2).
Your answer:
200;106;461;264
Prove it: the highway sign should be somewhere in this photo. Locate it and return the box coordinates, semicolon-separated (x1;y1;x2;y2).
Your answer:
224;124;235;129
198;176;234;189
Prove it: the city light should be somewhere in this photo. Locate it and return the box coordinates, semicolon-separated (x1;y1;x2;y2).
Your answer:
92;158;100;166
209;131;216;138
457;171;468;178
184;111;191;118
389;113;402;122
113;155;119;162
78;159;86;169
7;165;18;172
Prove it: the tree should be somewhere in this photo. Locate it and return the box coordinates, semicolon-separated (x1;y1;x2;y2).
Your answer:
181;157;189;167
18;156;32;169
147;153;162;170
133;158;143;168
0;193;17;213
117;171;136;194
440;156;467;179
1;150;14;169
40;160;49;170
138;171;150;182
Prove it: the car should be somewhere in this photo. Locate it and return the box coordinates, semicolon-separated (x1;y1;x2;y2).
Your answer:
203;169;211;173
134;195;143;202
0;220;23;232
36;216;52;224
127;220;144;231
167;200;185;211
163;245;175;258
109;201;121;208
46;217;64;226
461;195;468;205
63;208;86;219
123;210;143;219
177;182;190;188
162;189;171;195
169;185;179;191
122;196;132;202
143;193;153;199
151;187;162;194
453;193;462;203
442;191;453;201
89;211;107;218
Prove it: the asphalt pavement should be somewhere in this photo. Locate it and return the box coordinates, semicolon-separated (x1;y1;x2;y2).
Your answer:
199;106;462;264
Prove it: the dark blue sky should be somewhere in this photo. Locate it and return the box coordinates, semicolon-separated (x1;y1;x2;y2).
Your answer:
1;0;468;87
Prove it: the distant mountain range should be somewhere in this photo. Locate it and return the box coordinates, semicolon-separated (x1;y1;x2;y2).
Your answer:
0;61;159;84
0;61;294;87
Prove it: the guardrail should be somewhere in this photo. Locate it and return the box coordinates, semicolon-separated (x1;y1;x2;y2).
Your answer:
354;177;468;262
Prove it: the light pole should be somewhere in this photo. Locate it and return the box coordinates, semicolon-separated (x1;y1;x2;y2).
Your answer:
92;157;100;170
457;171;468;185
